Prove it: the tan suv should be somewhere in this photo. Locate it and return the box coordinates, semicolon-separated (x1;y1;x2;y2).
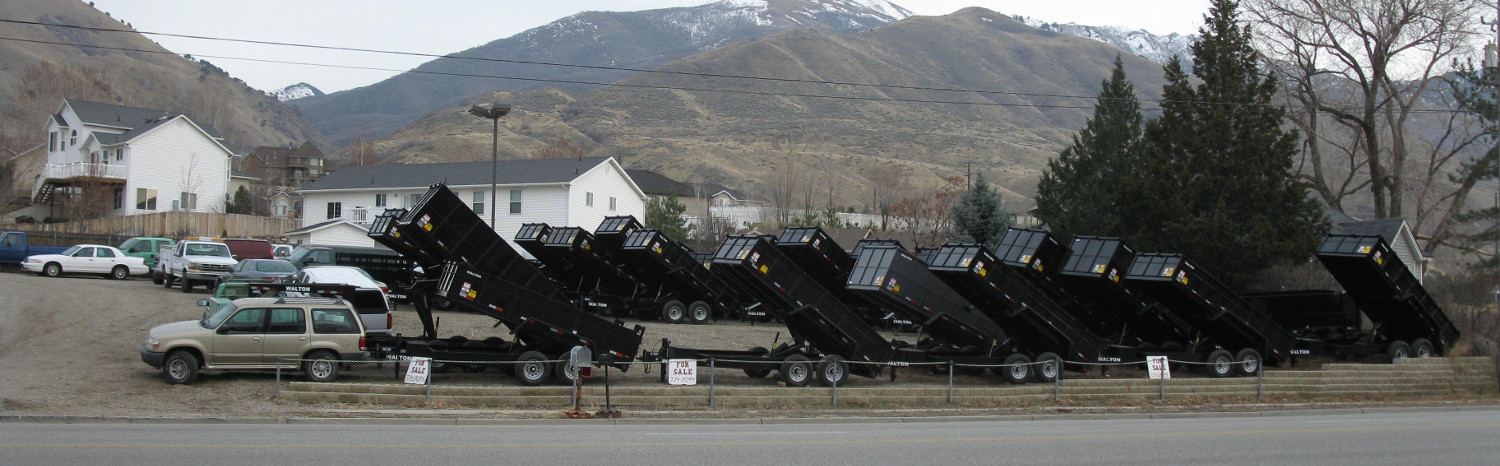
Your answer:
140;296;367;385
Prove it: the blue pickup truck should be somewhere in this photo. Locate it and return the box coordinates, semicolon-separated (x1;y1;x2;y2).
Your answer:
0;231;71;264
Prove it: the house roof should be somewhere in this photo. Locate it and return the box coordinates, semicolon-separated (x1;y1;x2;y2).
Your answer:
64;99;224;139
1335;218;1407;245
284;219;362;235
625;169;695;196
249;142;325;165
299;156;619;191
230;168;256;179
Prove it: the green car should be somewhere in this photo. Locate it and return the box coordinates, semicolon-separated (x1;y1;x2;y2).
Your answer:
118;237;174;270
196;281;254;320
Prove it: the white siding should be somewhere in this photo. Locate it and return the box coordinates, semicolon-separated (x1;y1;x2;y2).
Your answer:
288;223;377;247
120;117;231;216
567;161;646;230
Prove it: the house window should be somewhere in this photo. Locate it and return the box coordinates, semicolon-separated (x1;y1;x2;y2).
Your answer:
115;149;123;161
473;191;485;215
375;193;386;207
70;129;77;147
327;202;342;219
509;189;522;214
49;132;57;152
405;194;421;208
113;187;123;210
179;192;197;211
354;207;368;223
135;188;157;210
275;199;289;216
610;197;617;211
586;192;594;207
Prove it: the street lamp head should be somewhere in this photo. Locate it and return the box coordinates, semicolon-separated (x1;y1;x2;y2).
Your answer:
468;103;511;119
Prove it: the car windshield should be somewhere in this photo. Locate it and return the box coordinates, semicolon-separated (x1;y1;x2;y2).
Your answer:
60;245;82;255
187;243;231;257
204;302;240;328
257;261;297;273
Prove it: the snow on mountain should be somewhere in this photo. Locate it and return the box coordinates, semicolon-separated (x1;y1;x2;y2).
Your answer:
1012;15;1194;66
269;82;324;102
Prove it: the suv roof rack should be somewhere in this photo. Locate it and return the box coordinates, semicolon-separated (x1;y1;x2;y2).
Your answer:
273;297;345;305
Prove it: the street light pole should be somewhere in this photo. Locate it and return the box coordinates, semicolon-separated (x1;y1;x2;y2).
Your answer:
468;103;510;228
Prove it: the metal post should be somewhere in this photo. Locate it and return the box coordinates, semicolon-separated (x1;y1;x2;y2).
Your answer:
831;370;838;406
425;364;433;403
946;363;955;404
1257;364;1264;399
1159;367;1167;400
1053;364;1061;402
274;358;282;400
708;358;716;407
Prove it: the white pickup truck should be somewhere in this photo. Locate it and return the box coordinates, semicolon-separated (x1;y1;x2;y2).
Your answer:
161;239;238;293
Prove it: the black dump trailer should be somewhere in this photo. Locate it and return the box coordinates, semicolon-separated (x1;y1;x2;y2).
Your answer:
926;244;1113;382
652;235;895;387
1314;234;1459;358
1052;236;1198;350
1125;254;1297;377
514;223;643;316
365;184;644;386
774;227;892;325
611;227;758;323
846;243;1017;375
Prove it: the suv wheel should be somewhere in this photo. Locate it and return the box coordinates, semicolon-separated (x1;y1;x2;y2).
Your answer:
302;350;340;383
162;351;200;385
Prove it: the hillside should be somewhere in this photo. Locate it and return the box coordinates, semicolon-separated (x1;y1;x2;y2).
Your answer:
354;8;1170;209
292;0;913;147
0;0;327;155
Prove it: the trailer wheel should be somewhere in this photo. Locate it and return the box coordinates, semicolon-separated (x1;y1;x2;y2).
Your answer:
1387;340;1411;362
515;351;551;386
1000;353;1031;384
1411;339;1434;358
662;300;687;324
1033;352;1062;383
1205;350;1234;378
815;355;849;386
780;354;812;387
1233;348;1261;376
555;359;580;385
687;301;711;325
743;347;773;378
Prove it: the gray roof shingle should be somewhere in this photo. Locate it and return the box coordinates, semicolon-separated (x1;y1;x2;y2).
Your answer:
66;99;223;139
299;157;617;191
625;169;694;196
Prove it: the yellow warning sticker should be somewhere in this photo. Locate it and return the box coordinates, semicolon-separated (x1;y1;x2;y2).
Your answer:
1093;264;1106;273
759;265;769;274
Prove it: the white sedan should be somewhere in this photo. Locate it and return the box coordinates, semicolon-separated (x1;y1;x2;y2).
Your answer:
23;244;149;279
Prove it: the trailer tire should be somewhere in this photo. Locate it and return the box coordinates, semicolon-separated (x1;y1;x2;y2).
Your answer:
1206;350;1234;378
302;350;340;383
1387;340;1411;362
1000;353;1031;384
780;354;812;387
1234;348;1261;377
555;359;580;385
687;301;711;325
1034;352;1062;383
1411;339;1434;358
815;355;849;387
743;347;773;378
515;351;551;386
662;300;687;324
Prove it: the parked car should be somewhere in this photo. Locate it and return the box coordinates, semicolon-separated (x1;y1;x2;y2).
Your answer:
272;244;294;259
286;244;415;302
117;237;174;270
21;244;148;279
141;296;368;385
222;238;275;261
0;231;70;264
284;266;393;335
215;259;298;286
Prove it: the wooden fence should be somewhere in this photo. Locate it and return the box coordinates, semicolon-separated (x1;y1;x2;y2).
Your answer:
0;212;300;244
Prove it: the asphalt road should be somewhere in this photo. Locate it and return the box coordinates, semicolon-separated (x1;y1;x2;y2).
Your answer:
3;409;1498;464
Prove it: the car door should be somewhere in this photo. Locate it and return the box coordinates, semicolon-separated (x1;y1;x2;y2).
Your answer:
94;247;121;270
67;247;100;273
209;307;266;365
260;307;309;364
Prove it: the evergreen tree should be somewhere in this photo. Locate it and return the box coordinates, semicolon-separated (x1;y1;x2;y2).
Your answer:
645;195;693;241
1036;55;1145;240
228;186;254;214
1129;0;1326;285
1451;61;1500;271
950;173;1009;249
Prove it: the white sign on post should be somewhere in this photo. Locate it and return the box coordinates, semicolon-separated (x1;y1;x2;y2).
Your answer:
404;357;432;384
667;359;697;385
1146;355;1171;380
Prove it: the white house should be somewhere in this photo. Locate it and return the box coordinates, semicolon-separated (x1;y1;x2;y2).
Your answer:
32;99;232;216
283;219;374;247
294;156;648;252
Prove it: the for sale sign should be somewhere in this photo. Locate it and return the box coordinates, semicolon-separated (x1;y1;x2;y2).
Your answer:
667;359;697;385
405;357;432;384
1146;356;1171;380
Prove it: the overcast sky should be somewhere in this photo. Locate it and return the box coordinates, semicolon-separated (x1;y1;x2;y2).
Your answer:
84;0;1211;93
